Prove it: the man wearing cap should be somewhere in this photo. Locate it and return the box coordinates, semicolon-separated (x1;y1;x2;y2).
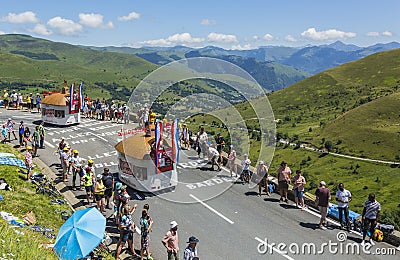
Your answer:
183;236;199;260
257;161;269;197
60;146;69;182
25;146;33;181
70;150;83;190
315;181;331;229
82;165;95;205
162;221;179;260
102;168;114;209
113;182;123;224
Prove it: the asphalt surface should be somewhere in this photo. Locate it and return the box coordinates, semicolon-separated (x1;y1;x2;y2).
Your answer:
1;108;398;260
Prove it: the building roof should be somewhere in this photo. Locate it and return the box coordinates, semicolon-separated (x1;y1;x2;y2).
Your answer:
41;93;68;106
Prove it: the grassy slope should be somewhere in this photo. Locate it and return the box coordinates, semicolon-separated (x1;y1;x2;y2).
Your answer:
269;48;400;160
0;34;157;99
0;144;70;259
321;91;400;160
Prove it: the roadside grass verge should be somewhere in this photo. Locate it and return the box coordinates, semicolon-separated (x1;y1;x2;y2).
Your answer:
0;144;70;259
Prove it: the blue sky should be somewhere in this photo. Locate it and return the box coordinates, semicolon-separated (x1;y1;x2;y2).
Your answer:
0;0;399;49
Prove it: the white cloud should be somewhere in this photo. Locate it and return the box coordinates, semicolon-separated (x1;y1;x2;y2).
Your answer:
0;30;5;35
138;32;204;46
102;21;115;29
207;32;238;43
301;27;356;41
1;11;39;23
29;24;52;36
366;31;380;37
118;12;140;21
230;44;253;50
252;35;259;41
79;13;104;27
382;31;393;37
200;19;216;26
263;33;274;40
47;17;83;35
284;34;298;42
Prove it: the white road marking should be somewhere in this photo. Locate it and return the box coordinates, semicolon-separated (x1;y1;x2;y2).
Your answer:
44;140;55;149
255;236;295;260
90;132;108;142
189;194;234;224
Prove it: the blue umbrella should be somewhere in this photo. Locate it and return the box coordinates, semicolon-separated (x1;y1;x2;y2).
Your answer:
54;207;106;260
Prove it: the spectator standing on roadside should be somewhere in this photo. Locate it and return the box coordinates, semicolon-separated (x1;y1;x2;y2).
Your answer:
18;93;23;109
315;181;331;230
6;118;17;141
292;170;306;210
32;126;40;157
94;174;106;212
162;221;179;260
25;146;33;181
277;161;291;203
82;165;95;205
70;150;83;190
361;193;381;246
123;104;130;124
26;95;31;112
115;204;138;260
18;121;25;147
3;90;9;109
113;182;123;224
102;168;114;209
22;126;31;148
1;125;7;144
38;122;46;148
140;209;152;260
228;145;237;177
60;147;69;182
183;236;199;260
197;127;208;159
215;132;225;165
336;183;352;231
36;94;41;113
257;161;269;197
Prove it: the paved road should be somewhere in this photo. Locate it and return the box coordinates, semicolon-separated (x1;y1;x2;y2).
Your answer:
1;109;398;260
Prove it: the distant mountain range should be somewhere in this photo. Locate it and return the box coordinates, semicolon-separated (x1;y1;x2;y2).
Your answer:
86;41;400;75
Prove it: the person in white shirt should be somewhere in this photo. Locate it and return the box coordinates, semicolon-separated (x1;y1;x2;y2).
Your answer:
336;183;352;230
183;236;199;260
208;145;221;171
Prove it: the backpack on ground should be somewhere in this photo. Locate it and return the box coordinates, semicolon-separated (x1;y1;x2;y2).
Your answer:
372;229;384;242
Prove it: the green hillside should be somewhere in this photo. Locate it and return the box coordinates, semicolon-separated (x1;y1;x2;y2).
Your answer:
270;48;400;161
0;34;157;99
